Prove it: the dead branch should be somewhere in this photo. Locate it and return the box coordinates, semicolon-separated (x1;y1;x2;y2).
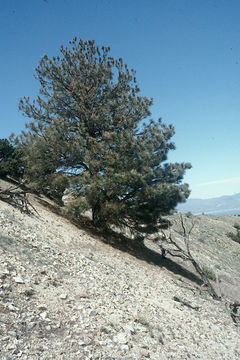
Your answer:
157;214;221;300
214;269;222;299
0;184;38;215
173;296;200;311
229;302;240;326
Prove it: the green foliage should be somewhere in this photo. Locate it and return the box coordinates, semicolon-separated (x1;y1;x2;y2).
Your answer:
0;139;24;179
63;197;89;217
201;265;216;281
48;172;70;201
227;223;240;244
17;38;191;235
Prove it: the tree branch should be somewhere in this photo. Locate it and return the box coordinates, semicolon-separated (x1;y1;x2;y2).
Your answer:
0;184;38;215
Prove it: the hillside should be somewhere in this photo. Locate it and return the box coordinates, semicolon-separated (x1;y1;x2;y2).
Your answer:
177;192;240;214
0;179;240;359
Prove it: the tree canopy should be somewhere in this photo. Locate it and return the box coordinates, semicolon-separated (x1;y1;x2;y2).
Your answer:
17;38;191;235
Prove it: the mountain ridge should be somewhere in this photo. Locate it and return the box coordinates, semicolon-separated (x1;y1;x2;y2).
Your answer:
178;192;240;214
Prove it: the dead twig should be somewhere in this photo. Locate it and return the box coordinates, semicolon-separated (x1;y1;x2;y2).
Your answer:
173;296;200;311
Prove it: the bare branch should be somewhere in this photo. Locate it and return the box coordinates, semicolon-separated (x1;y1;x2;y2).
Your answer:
0;185;38;215
157;215;220;300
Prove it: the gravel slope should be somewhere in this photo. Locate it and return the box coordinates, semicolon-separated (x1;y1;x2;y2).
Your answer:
0;181;240;359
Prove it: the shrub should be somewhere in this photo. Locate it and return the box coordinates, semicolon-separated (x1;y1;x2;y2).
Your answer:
227;223;240;244
201;265;216;281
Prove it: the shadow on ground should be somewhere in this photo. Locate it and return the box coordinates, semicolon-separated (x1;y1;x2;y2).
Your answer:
36;197;203;287
0;191;203;287
103;231;203;286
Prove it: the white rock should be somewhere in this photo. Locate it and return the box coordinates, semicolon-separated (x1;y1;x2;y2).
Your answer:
89;309;98;316
8;331;17;336
2;269;10;275
40;311;48;320
98;340;107;345
7;303;19;311
59;293;68;300
120;344;129;352
27;322;35;330
113;332;129;344
13;276;24;284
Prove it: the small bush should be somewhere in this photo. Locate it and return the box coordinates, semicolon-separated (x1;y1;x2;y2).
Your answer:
227;223;240;244
64;197;89;217
202;265;216;281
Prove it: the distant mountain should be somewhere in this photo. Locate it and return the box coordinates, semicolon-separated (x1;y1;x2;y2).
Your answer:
177;192;240;214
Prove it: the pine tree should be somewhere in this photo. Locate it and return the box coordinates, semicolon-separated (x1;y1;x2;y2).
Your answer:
0;138;23;179
17;38;191;235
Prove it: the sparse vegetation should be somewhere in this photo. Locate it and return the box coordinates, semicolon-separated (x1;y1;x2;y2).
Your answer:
227;223;240;244
201;265;216;281
185;211;193;218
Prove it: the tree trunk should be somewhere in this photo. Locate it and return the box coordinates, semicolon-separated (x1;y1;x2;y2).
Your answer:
92;201;102;227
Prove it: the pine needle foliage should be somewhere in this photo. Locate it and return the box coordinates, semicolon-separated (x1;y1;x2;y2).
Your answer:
17;38;191;235
0;139;23;179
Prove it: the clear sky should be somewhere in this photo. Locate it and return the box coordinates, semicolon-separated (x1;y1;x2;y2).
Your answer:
1;0;240;199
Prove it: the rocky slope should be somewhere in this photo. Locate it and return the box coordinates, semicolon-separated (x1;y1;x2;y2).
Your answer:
0;180;240;359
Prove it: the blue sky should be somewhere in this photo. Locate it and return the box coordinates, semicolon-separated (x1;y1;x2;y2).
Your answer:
1;0;240;199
